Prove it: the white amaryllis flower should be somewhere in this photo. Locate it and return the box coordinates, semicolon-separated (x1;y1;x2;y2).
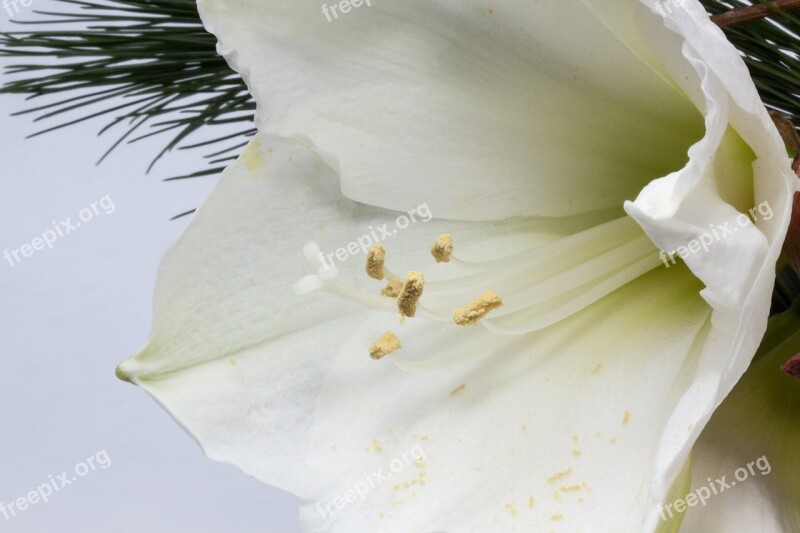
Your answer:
117;1;798;531
680;303;800;532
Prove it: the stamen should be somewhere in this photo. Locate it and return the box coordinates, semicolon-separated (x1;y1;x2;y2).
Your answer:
448;216;639;270
366;244;386;280
298;215;661;368
453;291;503;325
370;331;402;360
382;278;404;298
488;235;655;314
424;217;643;294
431;234;454;263
322;278;399;311
294;243;447;322
481;254;661;335
382;266;403;283
398;271;424;318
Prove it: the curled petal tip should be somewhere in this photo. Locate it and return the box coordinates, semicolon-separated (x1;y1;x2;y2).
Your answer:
115;361;135;384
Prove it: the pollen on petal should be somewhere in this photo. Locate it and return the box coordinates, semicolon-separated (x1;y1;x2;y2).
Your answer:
449;384;466;397
431;234;454;263
366;244;386;280
369;331;402;360
547;469;573;483
381;278;404;298
398;271;424;318
453;290;503;325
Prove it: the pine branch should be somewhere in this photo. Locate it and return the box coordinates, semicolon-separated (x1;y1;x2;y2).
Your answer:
1;0;798;309
702;0;800;127
1;0;800;183
710;0;800;27
0;0;255;178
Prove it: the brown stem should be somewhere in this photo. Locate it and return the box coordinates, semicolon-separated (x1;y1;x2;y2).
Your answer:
770;111;800;154
711;0;800;27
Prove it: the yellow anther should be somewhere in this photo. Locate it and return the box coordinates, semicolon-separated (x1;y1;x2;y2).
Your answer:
381;278;404;298
453;290;502;325
369;331;402;360
366;244;386;280
397;271;424;318
431;234;453;263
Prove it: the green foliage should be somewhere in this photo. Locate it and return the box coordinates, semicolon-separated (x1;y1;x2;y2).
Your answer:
0;0;255;181
0;0;798;184
702;0;800;123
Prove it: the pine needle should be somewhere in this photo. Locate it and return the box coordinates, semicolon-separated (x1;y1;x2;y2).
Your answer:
0;0;255;178
702;0;800;125
1;0;800;177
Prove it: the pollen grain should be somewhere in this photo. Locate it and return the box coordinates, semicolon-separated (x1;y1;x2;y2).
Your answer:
369;331;402;360
382;278;404;298
453;290;503;325
366;244;386;280
431;234;454;263
398;271;424;318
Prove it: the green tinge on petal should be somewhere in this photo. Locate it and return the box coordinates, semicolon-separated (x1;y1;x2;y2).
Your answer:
297;264;711;531
656;456;693;533
118;1;799;531
116;134;587;496
198;0;705;221
682;304;800;531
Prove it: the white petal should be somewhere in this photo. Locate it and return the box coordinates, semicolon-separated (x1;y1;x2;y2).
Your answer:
119;131;792;531
299;264;712;531
612;2;795;310
116;135;363;493
680;307;800;532
197;0;705;220
602;6;797;529
123;2;799;530
116;133;582;494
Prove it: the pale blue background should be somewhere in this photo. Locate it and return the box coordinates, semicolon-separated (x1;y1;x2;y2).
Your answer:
0;4;300;530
